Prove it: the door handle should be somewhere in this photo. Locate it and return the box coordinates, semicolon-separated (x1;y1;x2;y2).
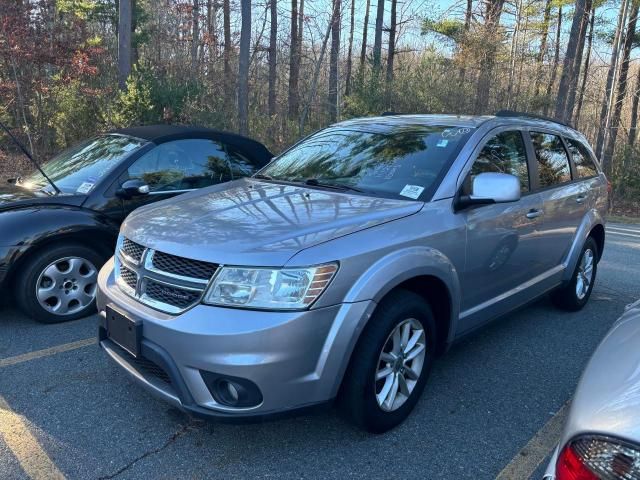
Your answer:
576;195;587;204
526;209;543;219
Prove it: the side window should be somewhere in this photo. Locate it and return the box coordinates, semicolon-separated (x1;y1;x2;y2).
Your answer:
530;132;572;188
127;139;232;192
227;148;260;178
470;130;529;193
566;139;599;178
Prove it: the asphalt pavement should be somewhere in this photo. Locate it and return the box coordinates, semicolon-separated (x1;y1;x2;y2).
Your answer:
1;223;638;480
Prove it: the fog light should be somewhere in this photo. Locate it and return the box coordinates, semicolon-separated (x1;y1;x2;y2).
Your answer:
200;371;263;408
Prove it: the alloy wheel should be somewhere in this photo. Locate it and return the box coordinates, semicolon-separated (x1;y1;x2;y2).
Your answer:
576;248;595;300
374;318;426;412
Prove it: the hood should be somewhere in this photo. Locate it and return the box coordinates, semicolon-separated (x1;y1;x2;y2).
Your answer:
122;178;423;266
0;183;83;211
562;300;640;445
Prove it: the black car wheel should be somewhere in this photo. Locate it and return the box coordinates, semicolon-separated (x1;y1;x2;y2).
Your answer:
16;243;106;323
550;236;598;312
339;289;436;433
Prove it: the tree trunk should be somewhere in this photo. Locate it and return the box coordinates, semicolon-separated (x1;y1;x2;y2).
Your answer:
574;8;595;126
372;0;385;70
191;0;200;71
563;0;592;122
328;0;341;122
118;0;132;89
543;6;562;115
268;0;277;118
238;0;251;135
553;0;589;122
627;66;640;147
473;0;506;114
385;0;397;107
223;0;231;84
458;0;473;85
288;0;300;118
359;0;371;70
533;0;552;97
345;0;356;96
595;0;630;159
602;1;639;174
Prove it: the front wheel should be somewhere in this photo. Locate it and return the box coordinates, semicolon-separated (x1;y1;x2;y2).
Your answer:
550;237;598;311
16;243;105;323
339;290;436;433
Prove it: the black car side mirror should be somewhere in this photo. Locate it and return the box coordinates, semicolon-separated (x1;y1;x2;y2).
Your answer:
117;179;150;198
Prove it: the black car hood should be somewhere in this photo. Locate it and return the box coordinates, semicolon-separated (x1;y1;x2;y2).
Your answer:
0;183;84;211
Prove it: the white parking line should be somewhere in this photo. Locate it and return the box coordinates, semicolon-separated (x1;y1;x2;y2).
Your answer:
607;230;640;239
495;403;569;480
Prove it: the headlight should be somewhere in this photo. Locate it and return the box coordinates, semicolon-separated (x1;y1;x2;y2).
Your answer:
203;263;338;310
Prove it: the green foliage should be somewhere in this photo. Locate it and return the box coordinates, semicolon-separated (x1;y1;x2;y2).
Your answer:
56;0;97;18
111;68;156;127
422;18;466;42
612;146;640;201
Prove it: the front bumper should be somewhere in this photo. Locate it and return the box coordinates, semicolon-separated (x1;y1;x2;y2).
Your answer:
97;257;375;419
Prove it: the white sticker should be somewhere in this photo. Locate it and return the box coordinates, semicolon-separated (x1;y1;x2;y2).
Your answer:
399;184;425;199
437;139;449;147
76;182;95;194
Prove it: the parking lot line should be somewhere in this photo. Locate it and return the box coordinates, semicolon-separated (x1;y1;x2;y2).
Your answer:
494;402;569;480
0;338;96;369
0;395;66;480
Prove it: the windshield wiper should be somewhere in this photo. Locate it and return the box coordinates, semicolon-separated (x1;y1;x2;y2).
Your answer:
253;173;274;180
0;120;61;195
303;178;367;193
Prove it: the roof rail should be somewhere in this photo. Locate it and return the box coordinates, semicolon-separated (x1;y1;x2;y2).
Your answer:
494;110;574;129
381;111;404;116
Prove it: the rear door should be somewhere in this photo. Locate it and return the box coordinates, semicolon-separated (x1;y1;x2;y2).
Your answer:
526;130;585;273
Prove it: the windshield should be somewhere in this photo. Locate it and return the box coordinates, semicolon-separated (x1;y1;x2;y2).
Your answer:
21;134;147;195
259;125;474;200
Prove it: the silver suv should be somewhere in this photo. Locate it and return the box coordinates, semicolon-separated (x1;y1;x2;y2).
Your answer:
97;113;608;432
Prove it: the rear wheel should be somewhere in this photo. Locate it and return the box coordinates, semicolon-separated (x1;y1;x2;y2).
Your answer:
550;237;598;311
339;290;436;433
16;243;105;323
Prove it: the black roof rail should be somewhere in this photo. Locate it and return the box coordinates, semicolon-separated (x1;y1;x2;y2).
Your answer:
494;110;574;129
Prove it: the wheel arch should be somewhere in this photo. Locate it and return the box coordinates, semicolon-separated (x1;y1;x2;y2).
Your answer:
562;209;606;283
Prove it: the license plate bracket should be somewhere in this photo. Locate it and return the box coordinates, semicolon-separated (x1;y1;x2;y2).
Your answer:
106;305;142;358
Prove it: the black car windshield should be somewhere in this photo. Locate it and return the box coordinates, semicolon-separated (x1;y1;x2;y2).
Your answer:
21;134;146;195
258;125;474;200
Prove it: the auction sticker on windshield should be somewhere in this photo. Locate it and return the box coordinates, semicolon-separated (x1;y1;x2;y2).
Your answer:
76;182;94;194
399;184;424;199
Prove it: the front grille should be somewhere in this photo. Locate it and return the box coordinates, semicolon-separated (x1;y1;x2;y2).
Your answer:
110;342;172;385
121;238;145;263
119;265;138;290
144;279;202;310
151;251;218;280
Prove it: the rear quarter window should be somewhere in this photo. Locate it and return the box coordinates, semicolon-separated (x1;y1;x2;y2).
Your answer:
566;139;599;178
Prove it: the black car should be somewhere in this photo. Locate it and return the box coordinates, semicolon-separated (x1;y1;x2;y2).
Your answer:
0;125;272;323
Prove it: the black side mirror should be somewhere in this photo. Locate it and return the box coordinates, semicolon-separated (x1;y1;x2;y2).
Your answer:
117;179;150;198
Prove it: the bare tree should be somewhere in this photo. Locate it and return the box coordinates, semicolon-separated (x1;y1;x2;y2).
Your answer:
533;0;553;98
543;6;562;115
345;0;356;96
628;66;640;147
385;0;398;106
288;0;300;118
268;0;277;119
473;0;506;114
238;0;251;134
373;0;385;69
602;1;640;173
223;0;232;84
360;0;371;70
574;8;595;126
595;0;630;158
328;0;342;121
118;0;132;89
191;0;200;71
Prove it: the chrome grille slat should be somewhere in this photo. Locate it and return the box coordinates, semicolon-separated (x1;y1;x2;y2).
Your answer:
115;236;217;314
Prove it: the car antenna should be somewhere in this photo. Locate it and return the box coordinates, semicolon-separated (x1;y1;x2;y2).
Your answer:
0;119;61;194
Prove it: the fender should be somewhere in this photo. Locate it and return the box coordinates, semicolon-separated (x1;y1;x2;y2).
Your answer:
561;208;605;283
0;206;120;284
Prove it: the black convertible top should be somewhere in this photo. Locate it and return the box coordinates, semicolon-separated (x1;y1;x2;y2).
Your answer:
112;124;273;165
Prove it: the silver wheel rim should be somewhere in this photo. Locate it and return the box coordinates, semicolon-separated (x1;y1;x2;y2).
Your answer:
576;248;594;300
36;256;98;316
374;318;426;412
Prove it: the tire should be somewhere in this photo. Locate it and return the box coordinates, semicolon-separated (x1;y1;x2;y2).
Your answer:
16;243;106;323
339;289;437;433
550;237;598;312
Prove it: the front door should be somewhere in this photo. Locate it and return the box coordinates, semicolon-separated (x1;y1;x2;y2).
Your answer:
459;129;545;327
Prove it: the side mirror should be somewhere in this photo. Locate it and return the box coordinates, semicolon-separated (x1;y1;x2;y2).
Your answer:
117;179;150;198
456;172;521;210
